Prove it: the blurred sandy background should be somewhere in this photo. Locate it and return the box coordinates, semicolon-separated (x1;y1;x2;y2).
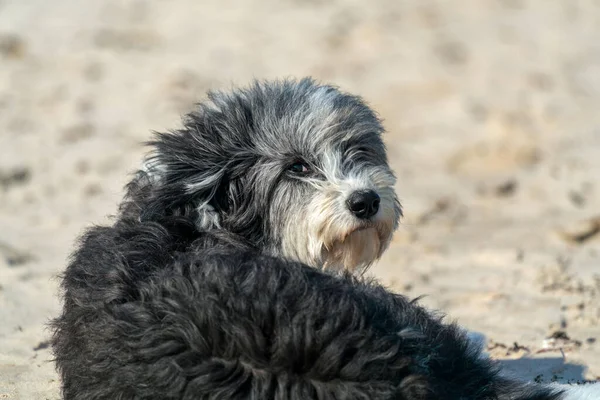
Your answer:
1;0;599;398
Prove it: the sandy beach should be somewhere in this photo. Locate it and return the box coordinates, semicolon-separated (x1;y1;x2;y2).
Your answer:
1;0;599;398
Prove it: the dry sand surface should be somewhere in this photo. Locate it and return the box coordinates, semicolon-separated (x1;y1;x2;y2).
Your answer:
1;0;600;398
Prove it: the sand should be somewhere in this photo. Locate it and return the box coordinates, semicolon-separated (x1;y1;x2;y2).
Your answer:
1;0;599;398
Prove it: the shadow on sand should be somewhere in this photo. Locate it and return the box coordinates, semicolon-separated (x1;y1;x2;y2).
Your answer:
466;330;595;385
498;356;592;384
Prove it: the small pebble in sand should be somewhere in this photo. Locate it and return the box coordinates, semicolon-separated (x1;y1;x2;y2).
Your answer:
0;33;26;59
557;216;600;244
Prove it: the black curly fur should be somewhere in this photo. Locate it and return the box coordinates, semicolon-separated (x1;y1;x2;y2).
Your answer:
52;214;562;400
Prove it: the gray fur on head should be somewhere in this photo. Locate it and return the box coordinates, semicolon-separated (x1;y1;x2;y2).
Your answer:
127;77;402;271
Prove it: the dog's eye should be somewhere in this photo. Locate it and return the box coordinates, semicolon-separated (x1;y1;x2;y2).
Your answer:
288;161;310;175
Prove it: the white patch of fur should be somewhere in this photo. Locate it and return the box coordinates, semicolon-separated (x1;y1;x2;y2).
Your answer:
324;227;381;271
185;172;222;194
195;203;221;230
291;87;346;151
550;383;600;400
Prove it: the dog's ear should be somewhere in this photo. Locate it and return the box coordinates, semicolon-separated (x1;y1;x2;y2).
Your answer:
129;129;233;231
127;89;258;230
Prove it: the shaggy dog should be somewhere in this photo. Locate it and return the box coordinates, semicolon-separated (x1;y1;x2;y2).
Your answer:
52;78;597;399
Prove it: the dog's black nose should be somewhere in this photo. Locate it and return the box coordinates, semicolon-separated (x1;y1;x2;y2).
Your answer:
346;190;380;219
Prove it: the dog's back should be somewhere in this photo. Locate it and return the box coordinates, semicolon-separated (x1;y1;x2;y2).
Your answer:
52;217;561;400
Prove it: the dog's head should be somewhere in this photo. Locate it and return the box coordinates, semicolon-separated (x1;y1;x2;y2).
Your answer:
131;78;402;272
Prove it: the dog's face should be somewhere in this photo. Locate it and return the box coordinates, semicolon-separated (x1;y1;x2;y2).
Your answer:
137;78;401;272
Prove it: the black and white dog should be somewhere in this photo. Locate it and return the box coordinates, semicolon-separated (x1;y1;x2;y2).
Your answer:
51;78;598;399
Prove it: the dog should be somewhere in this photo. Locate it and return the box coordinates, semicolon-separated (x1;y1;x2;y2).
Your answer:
51;78;598;399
